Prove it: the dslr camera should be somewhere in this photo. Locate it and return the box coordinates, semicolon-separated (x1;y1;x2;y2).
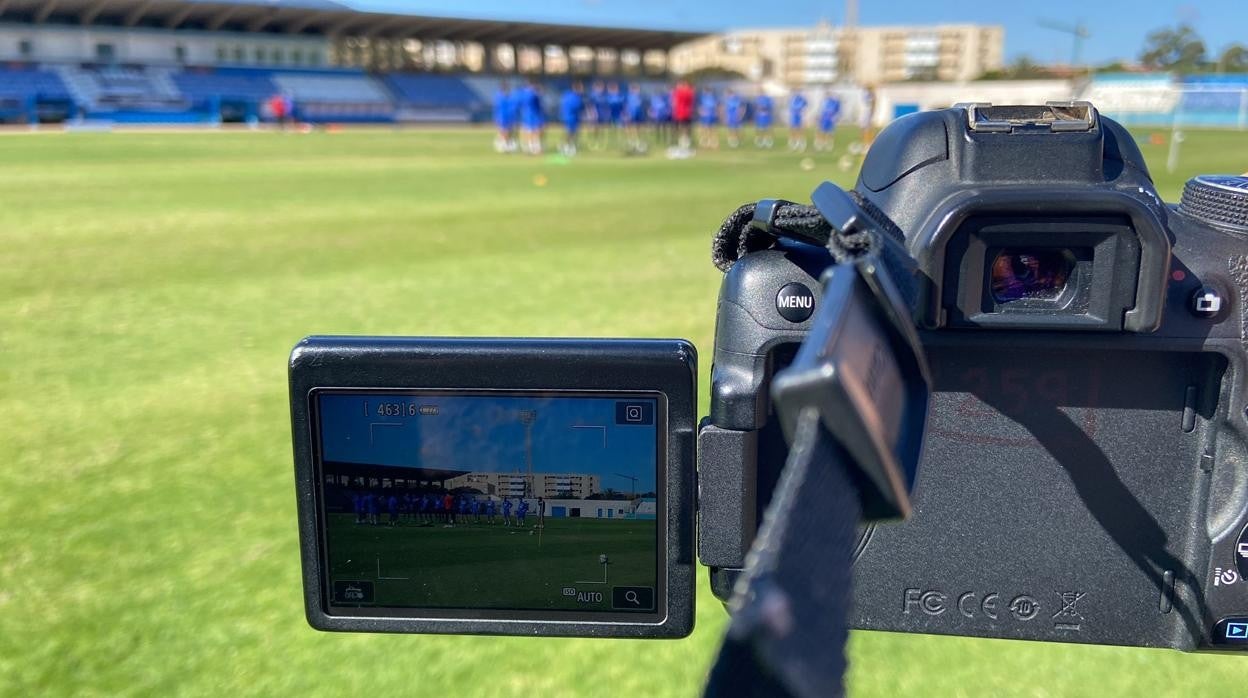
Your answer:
290;103;1248;653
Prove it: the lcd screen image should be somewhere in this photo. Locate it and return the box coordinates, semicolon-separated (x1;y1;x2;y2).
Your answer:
314;391;662;617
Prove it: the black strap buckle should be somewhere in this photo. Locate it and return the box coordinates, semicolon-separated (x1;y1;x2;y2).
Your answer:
771;186;932;520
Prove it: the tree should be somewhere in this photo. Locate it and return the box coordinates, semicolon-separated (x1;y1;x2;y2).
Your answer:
978;56;1053;80
1218;44;1248;73
1139;24;1206;73
1094;61;1130;74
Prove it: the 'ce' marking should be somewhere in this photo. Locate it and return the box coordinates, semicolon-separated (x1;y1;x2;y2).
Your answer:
958;592;1000;620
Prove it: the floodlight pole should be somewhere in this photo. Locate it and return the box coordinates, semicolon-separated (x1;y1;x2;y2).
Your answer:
1168;102;1185;174
520;410;537;497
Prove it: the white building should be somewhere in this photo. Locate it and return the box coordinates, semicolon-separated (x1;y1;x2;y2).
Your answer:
447;472;602;499
670;23;1005;87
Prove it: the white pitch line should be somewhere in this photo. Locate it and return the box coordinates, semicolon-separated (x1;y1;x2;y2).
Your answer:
377;556;410;581
574;565;610;585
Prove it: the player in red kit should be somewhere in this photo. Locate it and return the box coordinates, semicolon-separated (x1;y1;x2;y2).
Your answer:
669;79;696;158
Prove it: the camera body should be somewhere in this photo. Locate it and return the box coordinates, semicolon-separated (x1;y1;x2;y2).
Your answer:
699;103;1248;650
290;102;1248;653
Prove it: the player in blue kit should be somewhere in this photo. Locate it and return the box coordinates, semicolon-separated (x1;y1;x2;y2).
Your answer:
589;80;609;149
816;93;841;152
350;492;363;524
607;82;625;147
648;90;670;146
516;499;529;527
492;81;516;153
486;498;497;524
518;79;545;155
697;88;719;150
386;494;398;527
788;89;809;152
502;498;513;526
623;83;647;154
754;93;775;148
559;81;585;156
364;491;378;526
723;89;745;149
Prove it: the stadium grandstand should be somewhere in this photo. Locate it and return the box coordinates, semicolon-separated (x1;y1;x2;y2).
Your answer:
0;0;705;125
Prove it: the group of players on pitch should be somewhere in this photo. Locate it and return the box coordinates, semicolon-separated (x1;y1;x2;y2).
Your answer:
350;490;547;529
493;78;857;158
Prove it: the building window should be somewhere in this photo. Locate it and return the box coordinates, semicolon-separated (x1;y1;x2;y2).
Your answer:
18;39;33;57
216;45;226;62
95;43;116;62
307;50;321;66
232;46;244;63
290;49;302;65
271;48;282;64
254;47;265;64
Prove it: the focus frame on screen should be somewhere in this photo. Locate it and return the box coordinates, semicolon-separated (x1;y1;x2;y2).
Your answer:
289;336;697;638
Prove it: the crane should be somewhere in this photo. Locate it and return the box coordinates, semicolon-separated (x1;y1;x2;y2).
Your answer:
1037;19;1091;69
614;473;639;496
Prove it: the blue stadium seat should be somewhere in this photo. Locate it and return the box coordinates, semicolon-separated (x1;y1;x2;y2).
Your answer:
0;66;74;122
173;69;278;102
0;66;73;99
171;66;397;122
270;70;395;122
385;74;480;108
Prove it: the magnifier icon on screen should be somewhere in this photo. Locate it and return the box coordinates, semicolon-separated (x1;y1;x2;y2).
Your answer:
625;590;640;605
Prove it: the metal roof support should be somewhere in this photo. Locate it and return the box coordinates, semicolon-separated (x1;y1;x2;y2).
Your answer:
362;14;412;40
205;7;242;32
79;0;110;25
247;10;281;33
34;0;59;23
245;16;268;33
325;15;371;39
159;3;194;29
284;10;325;34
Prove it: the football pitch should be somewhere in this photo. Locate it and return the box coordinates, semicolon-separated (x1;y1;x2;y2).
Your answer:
2;124;1248;696
324;514;656;611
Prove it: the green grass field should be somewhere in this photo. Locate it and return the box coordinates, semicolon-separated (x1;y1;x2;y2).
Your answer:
2;125;1248;696
325;514;656;611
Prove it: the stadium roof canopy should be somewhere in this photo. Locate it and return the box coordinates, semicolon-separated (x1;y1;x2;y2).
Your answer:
0;0;707;51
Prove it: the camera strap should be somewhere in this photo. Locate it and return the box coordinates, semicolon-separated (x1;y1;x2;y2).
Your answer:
704;183;930;698
710;183;911;281
703;409;862;698
711;198;832;271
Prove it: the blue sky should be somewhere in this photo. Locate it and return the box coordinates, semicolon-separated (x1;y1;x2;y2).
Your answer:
348;1;1244;65
318;393;658;492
